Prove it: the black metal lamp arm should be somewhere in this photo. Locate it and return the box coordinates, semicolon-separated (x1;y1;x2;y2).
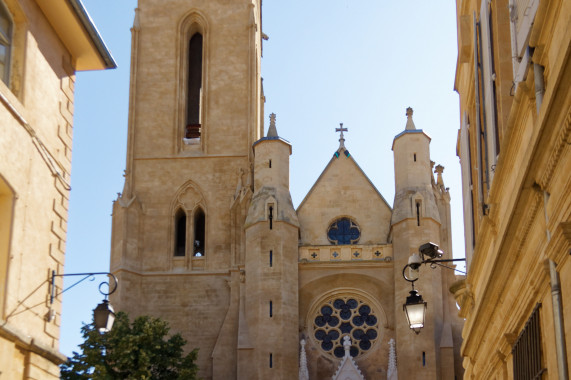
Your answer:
402;258;466;283
50;271;118;305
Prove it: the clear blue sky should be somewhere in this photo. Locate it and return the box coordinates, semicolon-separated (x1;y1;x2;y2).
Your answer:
61;0;464;356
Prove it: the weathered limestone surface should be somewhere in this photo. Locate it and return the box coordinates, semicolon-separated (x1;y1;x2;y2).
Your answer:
109;1;464;379
0;0;113;377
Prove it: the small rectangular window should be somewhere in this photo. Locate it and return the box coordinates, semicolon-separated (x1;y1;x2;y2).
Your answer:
422;351;426;367
269;300;273;317
414;153;417;162
269;250;273;267
269;353;273;368
268;205;273;230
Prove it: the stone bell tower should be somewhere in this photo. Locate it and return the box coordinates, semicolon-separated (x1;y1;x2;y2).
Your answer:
390;108;461;379
109;1;264;378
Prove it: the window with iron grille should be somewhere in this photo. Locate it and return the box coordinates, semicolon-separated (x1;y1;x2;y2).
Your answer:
512;304;545;380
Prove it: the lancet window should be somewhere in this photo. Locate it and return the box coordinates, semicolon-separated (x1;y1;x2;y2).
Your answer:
185;32;203;140
174;208;187;256
193;208;205;256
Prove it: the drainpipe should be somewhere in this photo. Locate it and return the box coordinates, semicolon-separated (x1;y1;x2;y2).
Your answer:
549;260;569;379
543;189;569;380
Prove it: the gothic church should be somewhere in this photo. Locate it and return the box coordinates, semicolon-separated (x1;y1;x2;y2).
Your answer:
109;1;463;379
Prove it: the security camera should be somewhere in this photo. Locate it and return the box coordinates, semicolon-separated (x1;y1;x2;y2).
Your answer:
419;242;443;259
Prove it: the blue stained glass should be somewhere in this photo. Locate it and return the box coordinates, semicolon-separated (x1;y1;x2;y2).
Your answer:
333;299;345;309
359;305;371;315
328;218;360;245
352;315;364;326
347;299;358;309
321;306;333;316
329;330;340;340
322;341;333;351
366;329;378;340
334;346;345;358
352;329;365;340
365;315;377;326
340;309;351;320
315;316;325;327
350;346;358;357
340;322;352;333
315;329;326;340
328;316;340;327
359;340;371;350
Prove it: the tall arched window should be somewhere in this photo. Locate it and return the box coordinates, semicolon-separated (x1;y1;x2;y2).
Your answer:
193;208;205;256
0;2;13;85
174;208;187;256
185;32;203;139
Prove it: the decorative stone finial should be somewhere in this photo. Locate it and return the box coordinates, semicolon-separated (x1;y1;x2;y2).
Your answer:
388;338;398;380
267;113;278;137
405;107;416;130
343;335;351;355
336;123;348;148
332;336;365;380
299;339;309;380
435;164;445;186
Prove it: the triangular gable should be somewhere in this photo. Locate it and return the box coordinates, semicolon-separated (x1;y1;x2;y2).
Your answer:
297;147;391;211
297;147;392;246
332;336;365;380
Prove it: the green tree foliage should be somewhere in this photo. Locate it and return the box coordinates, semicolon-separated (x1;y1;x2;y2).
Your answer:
61;312;200;380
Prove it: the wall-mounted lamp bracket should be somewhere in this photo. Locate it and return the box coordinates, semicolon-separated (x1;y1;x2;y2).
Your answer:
50;270;118;305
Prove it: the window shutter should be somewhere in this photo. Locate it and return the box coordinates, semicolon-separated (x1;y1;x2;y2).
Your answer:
479;0;498;183
459;112;475;266
509;0;540;83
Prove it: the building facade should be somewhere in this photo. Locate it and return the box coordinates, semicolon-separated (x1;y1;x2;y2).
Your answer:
0;0;114;378
109;1;464;379
454;0;570;377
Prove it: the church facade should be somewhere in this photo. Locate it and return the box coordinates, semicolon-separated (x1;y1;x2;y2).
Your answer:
109;1;463;379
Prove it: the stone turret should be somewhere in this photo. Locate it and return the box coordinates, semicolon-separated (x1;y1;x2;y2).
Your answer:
391;108;447;379
241;114;299;379
391;107;440;226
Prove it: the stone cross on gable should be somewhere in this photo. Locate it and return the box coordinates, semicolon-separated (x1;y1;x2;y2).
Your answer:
336;123;348;148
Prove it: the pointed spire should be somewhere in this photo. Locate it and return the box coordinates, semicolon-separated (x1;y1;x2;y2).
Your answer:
405;107;416;130
299;339;309;380
267;113;278;137
388;338;398;380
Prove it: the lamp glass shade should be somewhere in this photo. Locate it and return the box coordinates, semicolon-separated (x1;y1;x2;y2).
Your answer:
93;299;115;333
403;290;427;333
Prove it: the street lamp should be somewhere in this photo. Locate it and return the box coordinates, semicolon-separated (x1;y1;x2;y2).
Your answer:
403;288;427;334
402;242;465;333
50;271;118;332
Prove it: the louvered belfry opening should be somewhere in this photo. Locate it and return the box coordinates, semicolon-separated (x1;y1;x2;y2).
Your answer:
512;304;545;380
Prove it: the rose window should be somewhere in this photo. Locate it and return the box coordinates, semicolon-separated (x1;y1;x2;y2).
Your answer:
327;218;360;245
312;296;380;359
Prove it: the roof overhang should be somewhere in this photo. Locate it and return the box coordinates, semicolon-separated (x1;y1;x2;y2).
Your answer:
391;129;431;150
252;136;293;154
34;0;116;71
